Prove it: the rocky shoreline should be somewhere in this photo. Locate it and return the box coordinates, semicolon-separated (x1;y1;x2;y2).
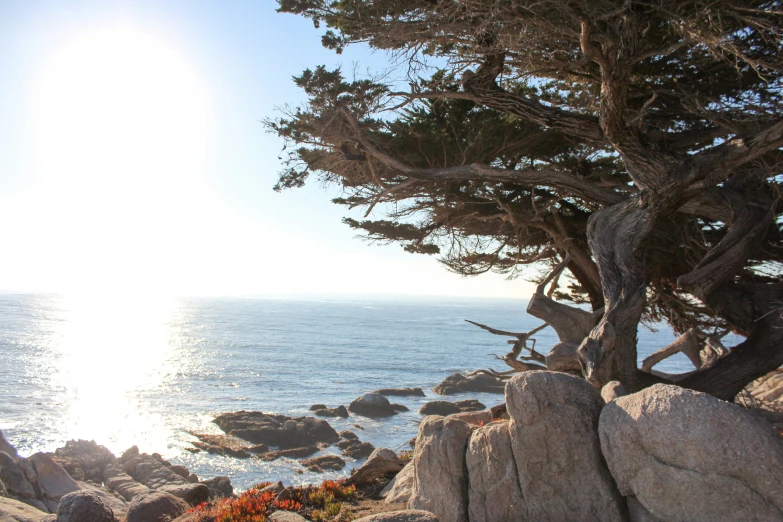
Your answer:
2;369;782;522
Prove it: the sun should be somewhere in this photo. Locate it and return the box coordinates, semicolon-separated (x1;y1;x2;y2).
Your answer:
31;27;210;297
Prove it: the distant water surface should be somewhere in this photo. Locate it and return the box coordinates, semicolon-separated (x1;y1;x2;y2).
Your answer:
0;293;704;489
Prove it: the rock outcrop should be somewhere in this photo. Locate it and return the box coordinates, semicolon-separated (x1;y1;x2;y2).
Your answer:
466;422;525;522
408;417;472;522
349;394;398;418
600;383;783;521
49;440;115;483
505;371;626;521
433;373;504;395
301;454;346;472
213;411;340;448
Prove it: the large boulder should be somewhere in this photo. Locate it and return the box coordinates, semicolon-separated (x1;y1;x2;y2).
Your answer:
433;373;504;395
28;453;80;512
75;481;128;519
121;453;189;490
125;490;189;522
213;411;340;448
600;383;783;521
466;422;525;522
384;463;414;505
0;431;19;459
0;496;49;522
354;510;439;522
408;417;472;522
505;371;626;521
56;490;117;522
349;394;398;418
346;449;405;487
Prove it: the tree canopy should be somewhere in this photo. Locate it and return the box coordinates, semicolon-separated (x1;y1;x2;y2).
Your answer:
270;0;783;399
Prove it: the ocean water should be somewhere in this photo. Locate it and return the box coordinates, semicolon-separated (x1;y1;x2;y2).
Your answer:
0;292;697;490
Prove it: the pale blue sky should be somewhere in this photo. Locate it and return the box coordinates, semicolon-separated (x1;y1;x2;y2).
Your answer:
0;0;534;299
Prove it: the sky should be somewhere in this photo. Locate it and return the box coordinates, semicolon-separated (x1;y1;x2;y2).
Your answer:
0;0;535;299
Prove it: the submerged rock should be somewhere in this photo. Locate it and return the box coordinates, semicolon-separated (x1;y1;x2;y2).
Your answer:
302;455;345;472
313;405;350;418
213;411;340;448
349;394;398;418
259;446;320;460
189;432;268;458
433;373;504;395
601;383;783;521
372;388;426;397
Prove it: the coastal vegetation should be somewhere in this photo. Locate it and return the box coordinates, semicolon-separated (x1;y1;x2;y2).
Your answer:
270;0;783;400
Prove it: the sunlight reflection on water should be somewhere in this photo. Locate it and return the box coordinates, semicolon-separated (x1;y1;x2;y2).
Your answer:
49;293;180;453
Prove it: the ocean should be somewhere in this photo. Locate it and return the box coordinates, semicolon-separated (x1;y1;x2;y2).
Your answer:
0;292;697;490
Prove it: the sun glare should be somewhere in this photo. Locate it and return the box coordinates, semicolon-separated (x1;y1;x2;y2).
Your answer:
32;27;210;298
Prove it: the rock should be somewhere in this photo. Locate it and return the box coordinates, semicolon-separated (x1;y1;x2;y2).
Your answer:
0;431;19;460
103;465;150;502
200;476;233;498
433;373;504;395
445;410;491;426
309;404;328;411
601;381;628;403
354;510;439;522
0;496;49;522
349;394;397;418
29;453;80;512
741;368;783;411
391;404;409;412
302;455;345;472
408;417;472;522
626;496;662;522
384;463;414;504
373;388;426;397
466;422;525;522
75;481;128;519
214;411;340;448
313;405;350;418
158;483;210;506
453;399;485;412
419;401;460;416
56;490;116;522
545;341;582;373
125;490;188;522
170;465;189;479
121;453;188;490
269;511;309;522
340;441;376;459
186;474;199;484
50;440;116;484
0;452;37;501
368;448;397;461
600;383;783;521
0;476;7;497
339;431;359;441
505;371;626;521
346;449;405;487
189;432;268;458
259;446;319;460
